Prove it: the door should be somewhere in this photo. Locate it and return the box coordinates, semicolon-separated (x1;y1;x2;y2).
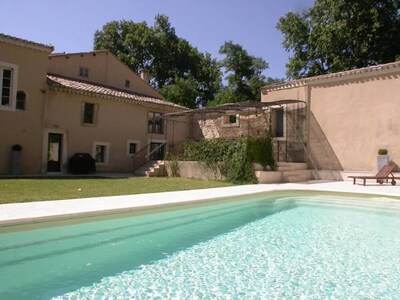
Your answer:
149;142;165;161
47;133;63;172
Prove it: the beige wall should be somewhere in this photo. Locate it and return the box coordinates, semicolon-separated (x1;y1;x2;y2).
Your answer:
44;90;179;173
262;66;400;172
0;41;50;174
48;51;162;99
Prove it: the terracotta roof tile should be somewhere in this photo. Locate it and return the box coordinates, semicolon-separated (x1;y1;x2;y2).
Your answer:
47;74;186;110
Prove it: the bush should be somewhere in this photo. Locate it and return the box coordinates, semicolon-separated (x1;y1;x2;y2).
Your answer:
180;136;275;183
11;144;22;151
378;148;388;155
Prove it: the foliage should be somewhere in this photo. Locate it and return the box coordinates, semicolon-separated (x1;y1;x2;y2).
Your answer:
378;149;388;155
0;178;233;204
165;153;180;177
94;17;281;107
94;15;221;107
277;0;400;79
181;136;275;183
212;41;269;105
11;144;22;151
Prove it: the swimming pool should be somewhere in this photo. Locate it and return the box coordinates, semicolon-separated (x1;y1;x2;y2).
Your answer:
1;192;399;299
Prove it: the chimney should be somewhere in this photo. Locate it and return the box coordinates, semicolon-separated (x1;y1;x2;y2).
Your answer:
140;69;150;83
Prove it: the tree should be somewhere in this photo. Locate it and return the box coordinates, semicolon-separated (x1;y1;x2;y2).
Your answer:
94;15;221;107
277;0;400;79
212;41;269;105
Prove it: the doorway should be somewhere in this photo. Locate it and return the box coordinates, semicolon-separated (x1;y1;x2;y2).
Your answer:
149;142;165;161
47;133;63;172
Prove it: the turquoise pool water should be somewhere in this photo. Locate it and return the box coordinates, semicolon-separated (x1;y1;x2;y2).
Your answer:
1;192;400;299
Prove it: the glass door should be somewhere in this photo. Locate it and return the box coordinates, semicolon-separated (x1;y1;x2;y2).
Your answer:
47;133;63;172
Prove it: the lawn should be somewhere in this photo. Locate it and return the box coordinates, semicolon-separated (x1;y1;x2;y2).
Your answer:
0;177;234;204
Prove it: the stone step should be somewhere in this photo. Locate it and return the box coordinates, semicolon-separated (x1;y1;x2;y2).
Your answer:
135;161;167;177
286;174;307;183
277;162;308;171
282;170;312;182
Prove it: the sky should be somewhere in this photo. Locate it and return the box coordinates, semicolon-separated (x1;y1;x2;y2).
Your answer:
0;0;314;79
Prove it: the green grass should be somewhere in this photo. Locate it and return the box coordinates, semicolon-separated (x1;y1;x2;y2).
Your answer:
0;177;235;204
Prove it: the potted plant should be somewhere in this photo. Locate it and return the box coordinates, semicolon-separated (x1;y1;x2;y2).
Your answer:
377;148;389;171
11;144;22;175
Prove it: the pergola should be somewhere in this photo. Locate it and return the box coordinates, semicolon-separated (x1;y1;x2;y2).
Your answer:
166;100;306;118
165;99;307;162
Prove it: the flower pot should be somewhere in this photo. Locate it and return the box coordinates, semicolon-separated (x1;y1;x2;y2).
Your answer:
377;155;389;172
11;150;21;175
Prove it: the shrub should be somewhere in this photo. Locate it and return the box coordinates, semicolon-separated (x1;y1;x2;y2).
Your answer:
378;148;388;155
180;136;275;183
11;144;22;151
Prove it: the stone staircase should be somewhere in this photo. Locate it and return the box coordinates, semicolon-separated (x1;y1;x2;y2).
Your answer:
277;162;312;183
255;162;313;183
135;160;166;177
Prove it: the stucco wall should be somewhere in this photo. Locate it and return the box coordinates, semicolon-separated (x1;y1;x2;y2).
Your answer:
0;42;50;174
261;66;400;172
48;52;161;99
309;73;400;171
45;90;176;173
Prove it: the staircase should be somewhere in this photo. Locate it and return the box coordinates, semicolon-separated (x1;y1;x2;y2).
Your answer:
135;160;166;177
255;162;313;184
277;162;312;183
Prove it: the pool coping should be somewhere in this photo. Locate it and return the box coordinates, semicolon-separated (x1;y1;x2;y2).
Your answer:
1;181;400;226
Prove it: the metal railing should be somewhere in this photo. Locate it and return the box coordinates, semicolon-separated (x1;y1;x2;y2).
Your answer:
131;142;166;175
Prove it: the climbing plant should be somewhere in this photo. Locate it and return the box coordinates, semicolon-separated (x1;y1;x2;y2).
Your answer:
181;136;275;183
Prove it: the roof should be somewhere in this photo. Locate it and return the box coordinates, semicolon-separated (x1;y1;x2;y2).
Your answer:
0;33;54;53
166;100;305;118
47;74;187;111
262;60;400;92
49;50;109;57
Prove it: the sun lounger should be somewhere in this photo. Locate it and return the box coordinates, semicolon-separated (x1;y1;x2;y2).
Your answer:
348;165;400;185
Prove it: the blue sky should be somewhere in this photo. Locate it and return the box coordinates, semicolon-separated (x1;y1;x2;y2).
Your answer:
0;0;314;79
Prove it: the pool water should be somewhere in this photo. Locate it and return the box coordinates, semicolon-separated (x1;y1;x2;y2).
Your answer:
1;193;400;299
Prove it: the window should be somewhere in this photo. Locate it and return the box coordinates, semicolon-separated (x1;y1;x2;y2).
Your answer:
271;107;285;138
0;63;17;109
125;80;130;88
93;142;109;164
82;102;97;125
1;68;12;106
16;90;26;110
79;67;89;77
148;112;164;134
222;113;239;127
127;139;140;156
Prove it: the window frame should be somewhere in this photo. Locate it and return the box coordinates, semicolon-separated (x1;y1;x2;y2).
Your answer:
81;102;98;126
79;67;89;78
93;142;109;165
0;61;18;111
222;113;240;127
127;139;140;157
16;90;27;111
271;106;286;140
148;112;164;134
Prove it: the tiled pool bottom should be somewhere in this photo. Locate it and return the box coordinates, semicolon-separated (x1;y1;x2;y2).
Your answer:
1;193;400;299
56;200;400;299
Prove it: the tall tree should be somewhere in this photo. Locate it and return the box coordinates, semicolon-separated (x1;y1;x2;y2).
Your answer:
94;15;221;107
212;41;269;105
277;0;400;78
277;0;400;79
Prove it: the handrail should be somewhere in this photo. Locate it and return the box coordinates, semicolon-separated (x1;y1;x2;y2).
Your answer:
131;142;167;175
145;142;166;159
284;110;321;179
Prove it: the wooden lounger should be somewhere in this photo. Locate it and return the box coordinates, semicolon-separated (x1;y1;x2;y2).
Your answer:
348;165;400;186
